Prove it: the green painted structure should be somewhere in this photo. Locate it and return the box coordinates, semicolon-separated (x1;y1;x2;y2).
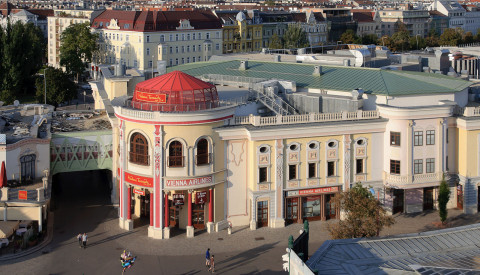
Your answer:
50;130;113;176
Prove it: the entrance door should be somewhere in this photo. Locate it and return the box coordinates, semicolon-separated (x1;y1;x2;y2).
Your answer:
257;201;268;228
325;195;336;220
457;184;464;210
286;197;299;224
193;204;205;229
169;204;179;228
393;189;404;214
423;187;434;211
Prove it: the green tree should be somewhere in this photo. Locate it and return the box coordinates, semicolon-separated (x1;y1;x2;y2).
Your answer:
438;176;451;224
340;29;359;44
60;22;99;81
379;35;393;48
409;35;426;50
475;29;480;42
0;20;45;104
391;29;411;52
361;34;378;45
268;33;283;49
439;28;463;46
464;31;474;44
327;183;395;239
35;67;77;107
283;24;309;49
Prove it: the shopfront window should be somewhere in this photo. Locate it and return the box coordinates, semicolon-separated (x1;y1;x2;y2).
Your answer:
130;133;149;165
302;196;321;219
196;138;209;165
168;141;184;167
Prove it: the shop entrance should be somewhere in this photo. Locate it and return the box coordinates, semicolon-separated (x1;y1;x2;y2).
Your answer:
285;197;300;224
393;189;404;214
257;201;268;228
193;204;205;229
303;196;322;221
423;187;434;211
457;184;464;210
169;204;179;228
325;195;336;220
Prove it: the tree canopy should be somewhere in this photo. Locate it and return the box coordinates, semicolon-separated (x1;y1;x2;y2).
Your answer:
283;24;309;49
438;176;451;224
327;183;395;239
439;28;464;46
340;29;360;44
268;33;283;49
60;22;99;81
35;67;77;107
0;20;45;104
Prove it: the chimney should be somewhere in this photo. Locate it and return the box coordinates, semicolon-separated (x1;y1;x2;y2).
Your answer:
313;65;323;76
239;60;248;70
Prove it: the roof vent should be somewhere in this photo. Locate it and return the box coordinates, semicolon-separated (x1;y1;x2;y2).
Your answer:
313;65;322;76
239;60;248;70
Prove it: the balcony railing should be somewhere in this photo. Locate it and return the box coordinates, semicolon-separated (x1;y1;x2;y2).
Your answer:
168;156;184;167
122;98;240;113
231;110;380;127
129;152;150;166
386;172;443;185
195;153;212;165
456;106;480;117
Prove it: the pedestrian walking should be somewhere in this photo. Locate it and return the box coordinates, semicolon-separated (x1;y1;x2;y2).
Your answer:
77;233;82;248
209;255;215;273
205;248;211;268
82;233;87;249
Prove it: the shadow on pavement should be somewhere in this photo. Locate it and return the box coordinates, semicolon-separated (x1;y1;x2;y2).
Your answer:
218;242;280;274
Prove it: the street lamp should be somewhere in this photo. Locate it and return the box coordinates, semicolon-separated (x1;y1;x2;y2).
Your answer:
39;68;47;105
381;36;386;47
83;90;86;108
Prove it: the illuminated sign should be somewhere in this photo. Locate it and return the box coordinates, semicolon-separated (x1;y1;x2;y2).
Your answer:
196;191;207;204
136;91;167;103
287;186;339;197
133;189;145;196
125;172;153;188
166;176;213;188
18;190;27;200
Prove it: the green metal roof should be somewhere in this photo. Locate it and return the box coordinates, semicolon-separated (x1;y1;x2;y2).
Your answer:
167;60;472;96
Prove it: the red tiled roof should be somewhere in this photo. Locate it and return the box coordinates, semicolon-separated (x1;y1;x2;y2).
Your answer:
352;10;374;22
92;10;222;32
291;12;306;22
27;9;54;20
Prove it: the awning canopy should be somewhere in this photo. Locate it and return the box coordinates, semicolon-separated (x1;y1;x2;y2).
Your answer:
0;221;20;239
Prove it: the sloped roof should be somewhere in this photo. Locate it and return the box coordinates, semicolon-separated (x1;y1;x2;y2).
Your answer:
27;9;54;20
352;10;375;22
92;10;222;32
307;223;480;274
168;60;471;96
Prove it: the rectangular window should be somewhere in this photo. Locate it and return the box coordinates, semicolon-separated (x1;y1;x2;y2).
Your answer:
169;59;173;66
327;161;335;177
446;128;449;143
308;163;316;178
175;34;179;41
193;57;196;62
216;43;220;50
390;132;400;146
414;159;423;174
259;167;267;183
146;35;150;42
169;47;173;54
426;158;435;173
182;34;185;41
414;131;423;146
198;33;202;39
193;33;196;40
169;34;173;41
193;45;196;52
426;130;435;145
187;34;190;40
356;159;364;174
390;160;400;174
289;165;297;180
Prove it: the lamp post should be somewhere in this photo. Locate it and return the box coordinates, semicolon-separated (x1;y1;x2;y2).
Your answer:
83;91;86;108
43;68;47;105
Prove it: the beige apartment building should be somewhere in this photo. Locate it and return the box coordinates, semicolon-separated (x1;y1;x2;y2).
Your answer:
378;8;431;37
91;10;223;73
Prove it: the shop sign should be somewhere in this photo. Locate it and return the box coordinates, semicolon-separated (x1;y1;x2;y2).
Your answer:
136;91;167;103
133;189;145;196
173;193;184;205
125;172;153;188
196;191;207;204
166;176;213;188
287;186;339;197
18;190;27;200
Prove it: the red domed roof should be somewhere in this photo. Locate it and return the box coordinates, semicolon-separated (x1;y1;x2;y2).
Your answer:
131;71;219;112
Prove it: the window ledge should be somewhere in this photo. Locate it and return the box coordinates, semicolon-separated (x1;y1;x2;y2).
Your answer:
258;181;271;185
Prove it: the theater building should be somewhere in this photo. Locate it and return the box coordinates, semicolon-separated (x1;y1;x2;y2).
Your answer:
112;71;234;238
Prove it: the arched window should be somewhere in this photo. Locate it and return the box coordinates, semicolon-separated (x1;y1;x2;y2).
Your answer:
196;139;209;165
130;133;149;165
168;141;183;167
20;154;36;182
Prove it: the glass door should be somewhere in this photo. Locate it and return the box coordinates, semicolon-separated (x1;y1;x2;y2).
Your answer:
325;195;336;220
193;204;205;229
286;197;299;224
257;201;268;228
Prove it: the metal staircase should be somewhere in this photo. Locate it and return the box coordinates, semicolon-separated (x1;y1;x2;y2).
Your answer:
250;87;298;116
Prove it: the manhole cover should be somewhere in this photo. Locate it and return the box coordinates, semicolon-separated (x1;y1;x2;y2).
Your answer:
217;238;223;241
254;237;265;241
116;247;123;250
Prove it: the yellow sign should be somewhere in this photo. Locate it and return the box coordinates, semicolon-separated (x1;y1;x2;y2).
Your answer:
136;91;167;103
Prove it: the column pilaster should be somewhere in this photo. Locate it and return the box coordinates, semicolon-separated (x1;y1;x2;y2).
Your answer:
186;190;194;238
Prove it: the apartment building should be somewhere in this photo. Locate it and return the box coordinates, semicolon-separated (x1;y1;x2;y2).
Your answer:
378;8;431;37
91;10;223;72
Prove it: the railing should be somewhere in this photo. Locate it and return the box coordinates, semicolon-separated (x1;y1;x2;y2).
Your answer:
231;110;380;127
121;98;242;115
456;106;480;117
195;153;212;165
168;156;184;167
386;172;443;185
129;152;150;166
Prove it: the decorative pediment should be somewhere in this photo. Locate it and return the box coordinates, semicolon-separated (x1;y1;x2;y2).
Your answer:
176;19;194;30
107;18;120;30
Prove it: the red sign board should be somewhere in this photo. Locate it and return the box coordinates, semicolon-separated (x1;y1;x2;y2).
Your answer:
173;193;184;206
166;176;213;188
196;191;207;204
125;172;153;188
133;189;145;196
136;91;167;103
299;186;339;196
18;190;27;200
